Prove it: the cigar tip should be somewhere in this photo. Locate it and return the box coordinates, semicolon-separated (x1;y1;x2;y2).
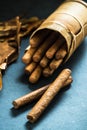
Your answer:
27;114;35;123
22;56;30;64
64;68;72;73
25;68;30;75
29;76;37;84
69;75;73;82
33;55;40;62
40;62;46;68
12;101;18;109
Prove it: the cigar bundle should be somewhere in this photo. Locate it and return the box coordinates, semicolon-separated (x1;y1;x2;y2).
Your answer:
22;0;87;83
0;16;43;90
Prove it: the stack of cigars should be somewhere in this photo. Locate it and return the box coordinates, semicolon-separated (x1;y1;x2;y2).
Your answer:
22;30;67;83
22;0;87;84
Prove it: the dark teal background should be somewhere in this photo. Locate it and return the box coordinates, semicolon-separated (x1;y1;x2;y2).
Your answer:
0;0;87;130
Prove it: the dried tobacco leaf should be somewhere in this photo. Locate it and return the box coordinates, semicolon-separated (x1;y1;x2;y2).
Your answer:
0;16;43;90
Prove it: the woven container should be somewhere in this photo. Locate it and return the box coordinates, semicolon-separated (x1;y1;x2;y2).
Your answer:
30;0;87;62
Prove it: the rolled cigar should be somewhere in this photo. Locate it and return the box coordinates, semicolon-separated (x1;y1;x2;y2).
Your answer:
12;76;72;109
40;56;50;68
25;62;37;75
46;36;65;59
29;65;42;83
43;67;54;77
50;58;63;70
33;32;58;62
30;29;50;47
22;45;37;64
55;44;67;60
27;69;71;123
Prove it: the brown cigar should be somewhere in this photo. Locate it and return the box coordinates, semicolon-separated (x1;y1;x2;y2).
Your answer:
49;58;63;70
46;36;65;59
40;56;50;68
55;44;67;60
33;32;58;62
12;76;72;109
29;65;42;83
22;45;37;64
30;29;50;47
27;69;71;123
25;62;37;75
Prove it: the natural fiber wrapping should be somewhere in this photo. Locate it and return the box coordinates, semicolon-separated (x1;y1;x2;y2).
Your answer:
30;0;87;62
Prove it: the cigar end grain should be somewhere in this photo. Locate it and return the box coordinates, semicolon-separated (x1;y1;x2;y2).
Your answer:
27;115;35;123
29;76;38;84
22;54;31;64
12;101;19;109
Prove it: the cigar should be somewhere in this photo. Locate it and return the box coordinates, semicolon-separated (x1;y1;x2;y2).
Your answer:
27;69;71;123
40;56;50;68
12;76;72;109
29;65;42;83
49;58;63;70
22;45;37;64
43;67;54;77
55;44;67;60
12;84;49;109
25;62;37;75
46;36;65;59
33;32;58;62
30;29;50;47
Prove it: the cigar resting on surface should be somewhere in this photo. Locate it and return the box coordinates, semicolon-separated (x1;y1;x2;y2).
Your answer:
12;75;72;109
27;69;71;123
22;45;37;64
33;32;58;62
12;84;49;109
29;65;42;83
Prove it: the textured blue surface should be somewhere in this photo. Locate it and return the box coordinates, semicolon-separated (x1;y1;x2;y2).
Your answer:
0;1;87;130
